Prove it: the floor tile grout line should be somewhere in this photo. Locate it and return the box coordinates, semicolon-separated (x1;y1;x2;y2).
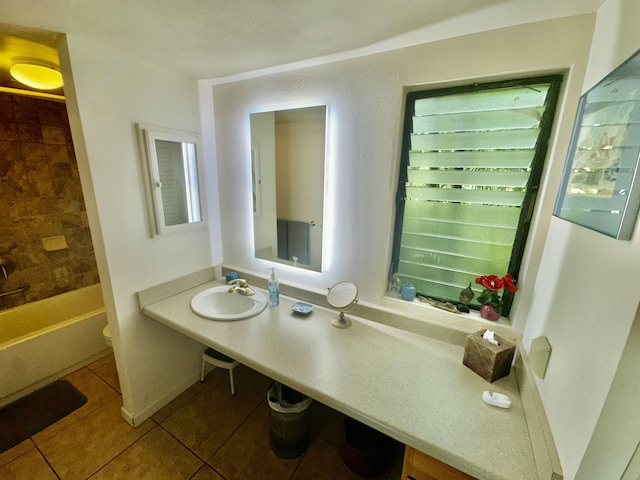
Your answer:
287;432;320;480
152;388;211;430
35;364;129;480
202;399;264;466
34;354;407;480
33;441;62;480
188;463;229;480
156;422;210;465
81;425;162;480
82;366;121;396
155;397;261;479
29;388;122;455
154;372;228;426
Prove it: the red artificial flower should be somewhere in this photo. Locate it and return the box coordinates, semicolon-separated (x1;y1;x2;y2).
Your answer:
503;274;518;292
475;275;504;291
474;273;519;316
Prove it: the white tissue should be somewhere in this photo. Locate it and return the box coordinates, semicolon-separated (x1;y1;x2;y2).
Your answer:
483;330;500;346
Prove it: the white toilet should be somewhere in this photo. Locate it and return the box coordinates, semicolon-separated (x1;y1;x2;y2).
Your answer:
102;325;112;347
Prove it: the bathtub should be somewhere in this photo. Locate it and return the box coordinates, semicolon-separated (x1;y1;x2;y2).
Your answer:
0;284;110;407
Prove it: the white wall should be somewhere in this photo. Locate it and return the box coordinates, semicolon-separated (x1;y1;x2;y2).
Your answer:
211;14;594;305
575;304;640;480
60;34;221;422
213;13;640;479
522;0;640;478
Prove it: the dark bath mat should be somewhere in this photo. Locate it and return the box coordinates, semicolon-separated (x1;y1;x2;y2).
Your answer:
0;379;87;453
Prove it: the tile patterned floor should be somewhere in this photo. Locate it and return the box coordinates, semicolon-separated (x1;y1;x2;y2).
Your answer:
0;353;403;480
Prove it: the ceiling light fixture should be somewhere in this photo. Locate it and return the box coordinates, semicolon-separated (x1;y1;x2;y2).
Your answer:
9;60;63;90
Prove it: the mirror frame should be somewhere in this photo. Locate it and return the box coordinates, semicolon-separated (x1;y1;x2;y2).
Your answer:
138;124;207;237
554;47;640;240
327;281;359;310
327;281;358;329
249;105;328;272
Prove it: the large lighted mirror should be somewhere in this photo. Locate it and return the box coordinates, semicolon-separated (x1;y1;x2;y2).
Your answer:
250;106;327;271
138;124;207;237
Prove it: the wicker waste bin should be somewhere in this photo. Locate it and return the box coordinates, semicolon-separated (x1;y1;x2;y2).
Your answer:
267;382;312;459
339;417;394;477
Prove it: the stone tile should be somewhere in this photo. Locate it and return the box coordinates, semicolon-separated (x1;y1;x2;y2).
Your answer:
0;103;14;123
88;427;202;480
161;379;258;460
0;448;58;480
0;158;31;197
38;104;64;128
318;408;346;448
28;164;54;197
209;404;302;480
0;140;21;164
37;213;62;238
42;126;65;145
191;464;226;480
87;353;120;393
0;122;18;141
0;439;34;467
151;377;208;424
1;95;97;310
291;437;364;480
17;122;42;143
51;163;76;197
19;142;46;164
226;363;273;403
13;103;39;124
32;367;120;443
87;353;114;371
386;443;406;480
36;396;154;480
308;400;331;438
45;144;70;163
22;197;58;216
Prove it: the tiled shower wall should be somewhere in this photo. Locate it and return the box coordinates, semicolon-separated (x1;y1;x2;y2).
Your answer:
0;92;99;310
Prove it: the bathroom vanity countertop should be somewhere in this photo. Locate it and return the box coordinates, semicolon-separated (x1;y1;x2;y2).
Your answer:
142;279;537;480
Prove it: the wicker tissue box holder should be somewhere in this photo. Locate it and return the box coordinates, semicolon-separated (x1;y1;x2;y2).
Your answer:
463;329;516;383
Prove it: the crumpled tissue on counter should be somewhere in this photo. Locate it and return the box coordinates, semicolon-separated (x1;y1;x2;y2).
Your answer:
482;330;500;346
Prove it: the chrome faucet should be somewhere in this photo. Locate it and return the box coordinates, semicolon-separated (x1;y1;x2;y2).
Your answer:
227;278;255;296
0;257;16;279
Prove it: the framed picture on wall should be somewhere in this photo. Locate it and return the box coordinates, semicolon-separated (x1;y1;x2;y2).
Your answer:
554;47;640;240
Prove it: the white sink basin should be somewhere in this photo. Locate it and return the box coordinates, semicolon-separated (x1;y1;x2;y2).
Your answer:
190;285;268;321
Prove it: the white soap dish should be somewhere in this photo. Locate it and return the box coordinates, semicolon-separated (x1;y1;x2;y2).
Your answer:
291;302;313;316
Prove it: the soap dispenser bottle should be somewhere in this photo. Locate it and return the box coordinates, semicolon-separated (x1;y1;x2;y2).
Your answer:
268;268;279;307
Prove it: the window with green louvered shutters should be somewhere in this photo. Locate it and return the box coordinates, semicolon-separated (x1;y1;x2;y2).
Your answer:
391;75;563;317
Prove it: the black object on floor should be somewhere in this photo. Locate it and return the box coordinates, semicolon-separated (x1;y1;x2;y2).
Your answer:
340;417;394;477
0;379;87;453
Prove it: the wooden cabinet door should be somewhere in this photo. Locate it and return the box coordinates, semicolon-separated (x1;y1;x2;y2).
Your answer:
402;446;477;480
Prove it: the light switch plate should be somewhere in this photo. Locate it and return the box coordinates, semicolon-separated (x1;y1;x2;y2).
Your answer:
530;336;552;379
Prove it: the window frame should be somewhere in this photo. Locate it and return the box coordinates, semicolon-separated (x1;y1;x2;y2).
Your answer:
391;75;563;316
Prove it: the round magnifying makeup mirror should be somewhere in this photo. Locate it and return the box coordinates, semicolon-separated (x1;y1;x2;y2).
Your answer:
326;281;358;329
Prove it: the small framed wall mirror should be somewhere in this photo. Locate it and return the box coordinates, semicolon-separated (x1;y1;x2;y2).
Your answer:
250;106;327;271
138;124;207;237
554;48;640;240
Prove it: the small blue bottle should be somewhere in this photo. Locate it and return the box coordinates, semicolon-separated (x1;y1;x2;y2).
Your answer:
401;282;417;301
268;268;279;307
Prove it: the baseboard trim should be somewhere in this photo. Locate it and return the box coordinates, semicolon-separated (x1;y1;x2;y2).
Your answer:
120;371;202;427
515;345;563;480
